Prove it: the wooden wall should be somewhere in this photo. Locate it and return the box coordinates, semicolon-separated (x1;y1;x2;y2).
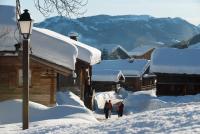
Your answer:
92;82;119;92
122;77;142;91
58;59;94;109
0;56;57;106
156;73;200;96
142;77;156;90
121;76;156;92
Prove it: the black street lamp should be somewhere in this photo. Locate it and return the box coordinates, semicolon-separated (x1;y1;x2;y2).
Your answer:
18;9;33;130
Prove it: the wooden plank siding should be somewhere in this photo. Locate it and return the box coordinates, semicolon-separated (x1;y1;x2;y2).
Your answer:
57;59;93;109
156;73;200;96
0;56;61;106
122;77;142;91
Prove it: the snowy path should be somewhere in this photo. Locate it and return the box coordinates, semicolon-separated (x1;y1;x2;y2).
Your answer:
1;90;200;133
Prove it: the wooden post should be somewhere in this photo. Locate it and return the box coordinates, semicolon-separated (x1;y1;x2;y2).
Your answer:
80;68;84;100
50;74;56;105
22;39;29;130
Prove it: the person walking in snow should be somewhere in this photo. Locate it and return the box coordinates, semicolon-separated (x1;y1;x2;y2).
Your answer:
108;100;112;118
104;101;109;119
117;101;124;117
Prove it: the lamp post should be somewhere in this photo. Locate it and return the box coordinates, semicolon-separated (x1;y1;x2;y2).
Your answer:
18;9;33;130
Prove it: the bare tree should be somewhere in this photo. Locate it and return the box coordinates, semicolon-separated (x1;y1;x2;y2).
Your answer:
34;0;88;17
16;0;87;17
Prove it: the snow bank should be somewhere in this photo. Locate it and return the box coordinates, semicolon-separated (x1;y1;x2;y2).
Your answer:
124;90;173;113
0;92;97;125
3;90;200;133
56;91;85;107
94;91;124;110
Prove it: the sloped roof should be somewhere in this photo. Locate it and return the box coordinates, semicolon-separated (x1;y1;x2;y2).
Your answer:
93;59;150;77
150;48;200;74
111;45;130;58
92;69;125;82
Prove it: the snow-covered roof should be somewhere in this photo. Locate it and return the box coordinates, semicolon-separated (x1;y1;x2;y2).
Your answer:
92;70;125;82
0;5;19;51
112;45;128;54
33;28;101;65
0;5;78;71
31;28;78;70
128;46;155;56
93;59;150;77
150;48;200;75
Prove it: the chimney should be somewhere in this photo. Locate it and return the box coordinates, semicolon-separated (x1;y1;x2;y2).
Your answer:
69;32;78;41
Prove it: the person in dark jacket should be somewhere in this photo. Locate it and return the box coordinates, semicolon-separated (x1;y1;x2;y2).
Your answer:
104;101;109;119
108;100;112;118
118;101;124;117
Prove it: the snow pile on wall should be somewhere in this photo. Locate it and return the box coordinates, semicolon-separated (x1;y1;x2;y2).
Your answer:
56;91;85;107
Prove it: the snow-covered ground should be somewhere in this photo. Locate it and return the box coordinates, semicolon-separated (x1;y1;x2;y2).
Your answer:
1;89;200;134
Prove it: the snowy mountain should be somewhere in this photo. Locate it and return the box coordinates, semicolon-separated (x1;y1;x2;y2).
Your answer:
34;15;200;51
172;33;200;48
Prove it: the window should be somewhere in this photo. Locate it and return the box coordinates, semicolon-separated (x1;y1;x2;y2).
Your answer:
18;69;32;87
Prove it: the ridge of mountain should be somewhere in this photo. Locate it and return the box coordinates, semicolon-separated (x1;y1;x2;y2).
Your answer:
34;15;200;51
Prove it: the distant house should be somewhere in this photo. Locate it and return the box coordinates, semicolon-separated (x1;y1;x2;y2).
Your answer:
92;70;125;92
110;45;155;60
150;48;200;96
110;45;130;59
128;46;155;60
93;59;156;91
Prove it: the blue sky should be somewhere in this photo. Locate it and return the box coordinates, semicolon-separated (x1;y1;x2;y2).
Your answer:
1;0;200;25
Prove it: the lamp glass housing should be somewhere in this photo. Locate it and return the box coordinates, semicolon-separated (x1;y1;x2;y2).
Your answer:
18;9;34;39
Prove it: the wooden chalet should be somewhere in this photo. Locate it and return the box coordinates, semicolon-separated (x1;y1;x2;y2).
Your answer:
0;7;78;107
150;48;200;96
93;59;156;92
128;46;155;60
91;70;125;92
56;33;101;109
